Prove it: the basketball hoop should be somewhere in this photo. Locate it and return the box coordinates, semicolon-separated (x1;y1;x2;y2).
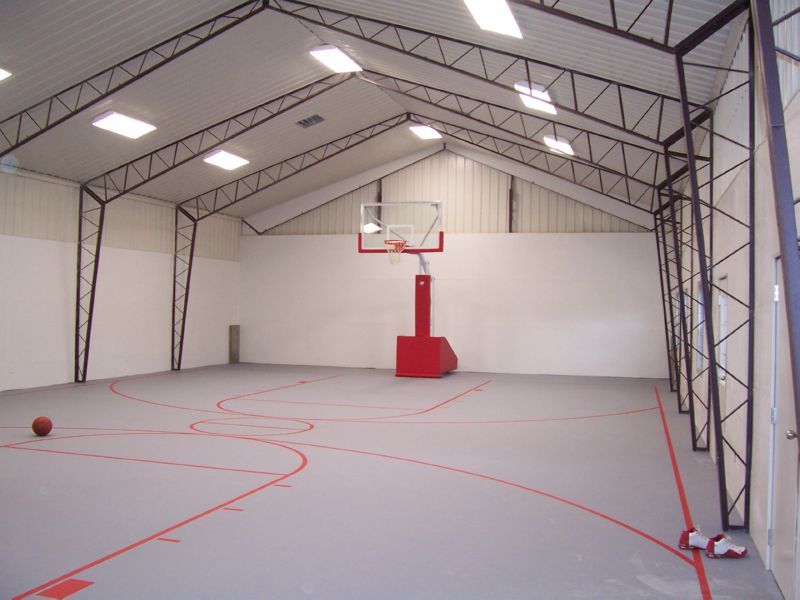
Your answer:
384;239;407;264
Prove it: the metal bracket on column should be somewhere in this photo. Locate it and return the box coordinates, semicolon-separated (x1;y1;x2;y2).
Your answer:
172;208;198;371
74;186;106;383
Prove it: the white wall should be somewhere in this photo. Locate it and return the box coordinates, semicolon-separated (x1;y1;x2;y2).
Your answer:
240;233;667;378
0;170;240;391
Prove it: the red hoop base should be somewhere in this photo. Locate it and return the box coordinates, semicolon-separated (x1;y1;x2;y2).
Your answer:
396;336;458;378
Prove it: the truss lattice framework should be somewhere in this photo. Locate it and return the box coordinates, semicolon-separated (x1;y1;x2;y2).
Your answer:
359;70;690;193
172;209;198;371
409;114;658;212
657;18;757;530
267;0;708;144
0;0;268;157
179;114;409;221
75;187;106;383
84;73;352;204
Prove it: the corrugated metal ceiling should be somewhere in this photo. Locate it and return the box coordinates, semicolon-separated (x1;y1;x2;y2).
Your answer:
0;0;745;217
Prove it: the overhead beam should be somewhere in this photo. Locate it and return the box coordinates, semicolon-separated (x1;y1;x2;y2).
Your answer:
0;0;269;158
674;0;749;57
179;114;409;220
359;70;684;195
267;0;703;144
244;145;445;233
409;114;659;213
83;73;352;202
508;0;674;53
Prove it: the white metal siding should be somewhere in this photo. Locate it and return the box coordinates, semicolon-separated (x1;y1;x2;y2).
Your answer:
773;0;800;106
267;183;379;235
196;215;240;261
0;171;77;242
512;178;646;233
382;151;510;233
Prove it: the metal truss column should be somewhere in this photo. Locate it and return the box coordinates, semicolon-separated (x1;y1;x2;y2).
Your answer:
751;0;800;445
172;208;198;371
675;53;729;529
74;186;106;383
654;210;679;392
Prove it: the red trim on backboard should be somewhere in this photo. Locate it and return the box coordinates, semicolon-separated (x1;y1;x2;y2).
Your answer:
358;231;444;253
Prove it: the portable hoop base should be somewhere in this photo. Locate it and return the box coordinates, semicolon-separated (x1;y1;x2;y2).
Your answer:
395;274;458;378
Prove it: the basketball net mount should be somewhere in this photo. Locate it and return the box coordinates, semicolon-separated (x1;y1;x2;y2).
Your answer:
383;239;429;275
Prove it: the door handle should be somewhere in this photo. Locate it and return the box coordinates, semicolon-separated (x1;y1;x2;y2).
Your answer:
787;430;798;440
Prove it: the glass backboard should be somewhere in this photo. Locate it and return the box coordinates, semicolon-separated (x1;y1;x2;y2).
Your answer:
358;201;443;253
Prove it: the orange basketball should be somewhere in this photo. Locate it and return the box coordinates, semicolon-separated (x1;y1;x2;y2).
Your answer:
32;416;52;436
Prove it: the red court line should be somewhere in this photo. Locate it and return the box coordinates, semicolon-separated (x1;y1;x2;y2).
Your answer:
5;445;284;477
13;439;308;600
283;439;694;566
216;374;343;413
37;578;93;599
157;538;180;543
654;387;712;600
223;507;244;512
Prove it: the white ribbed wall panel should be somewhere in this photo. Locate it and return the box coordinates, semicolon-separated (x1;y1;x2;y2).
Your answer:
382;152;510;233
512;178;646;233
773;0;800;107
267;183;379;235
103;197;173;254
0;171;77;243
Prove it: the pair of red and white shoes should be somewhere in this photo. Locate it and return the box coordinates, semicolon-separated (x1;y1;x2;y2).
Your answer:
679;527;748;558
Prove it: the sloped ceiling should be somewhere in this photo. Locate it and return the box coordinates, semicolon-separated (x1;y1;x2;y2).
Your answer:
0;0;747;222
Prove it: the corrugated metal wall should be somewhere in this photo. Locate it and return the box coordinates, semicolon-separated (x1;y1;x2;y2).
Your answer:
512;178;646;233
382;152;510;233
267;183;378;235
0;170;240;261
773;0;799;107
265;151;643;235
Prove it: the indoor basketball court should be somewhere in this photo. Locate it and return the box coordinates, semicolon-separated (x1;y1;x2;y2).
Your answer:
1;1;799;599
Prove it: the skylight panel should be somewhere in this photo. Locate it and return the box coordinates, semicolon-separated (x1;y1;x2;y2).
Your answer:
310;45;362;73
203;149;250;171
92;112;156;139
543;135;574;156
464;0;522;38
514;81;557;115
409;125;442;140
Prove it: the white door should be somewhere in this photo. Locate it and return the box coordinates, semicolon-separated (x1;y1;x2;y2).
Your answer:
769;257;800;599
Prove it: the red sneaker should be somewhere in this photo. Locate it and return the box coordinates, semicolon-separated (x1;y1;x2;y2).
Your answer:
678;527;709;550
706;534;748;558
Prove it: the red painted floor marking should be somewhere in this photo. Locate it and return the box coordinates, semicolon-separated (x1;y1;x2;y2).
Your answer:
654;387;712;600
36;579;93;599
12;440;308;600
6;445;283;476
274;484;292;488
223;507;244;511
157;538;180;543
284;439;694;565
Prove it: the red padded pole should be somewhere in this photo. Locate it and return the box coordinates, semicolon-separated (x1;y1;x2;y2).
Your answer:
415;274;431;337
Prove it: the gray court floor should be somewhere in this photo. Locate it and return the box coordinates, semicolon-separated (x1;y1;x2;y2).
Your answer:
0;364;782;599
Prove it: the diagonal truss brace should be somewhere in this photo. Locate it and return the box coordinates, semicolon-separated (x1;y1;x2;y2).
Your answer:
267;0;707;144
84;73;352;203
172;209;198;371
409;114;659;212
75;186;107;383
358;70;689;193
179;114;408;220
0;0;268;157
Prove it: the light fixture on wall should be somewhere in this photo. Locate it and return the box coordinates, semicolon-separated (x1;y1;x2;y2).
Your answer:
0;67;11;82
514;81;557;115
464;0;522;38
91;111;156;139
309;45;362;73
409;125;442;140
543;135;574;156
203;149;250;170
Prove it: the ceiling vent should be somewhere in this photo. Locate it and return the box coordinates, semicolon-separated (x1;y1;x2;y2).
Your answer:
296;114;325;128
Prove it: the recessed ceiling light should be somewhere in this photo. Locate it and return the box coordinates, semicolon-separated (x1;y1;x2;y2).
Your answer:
514;81;557;115
362;222;381;234
0;68;11;82
309;45;362;73
543;135;574;156
464;0;522;39
92;111;156;139
409;125;442;140
203;149;250;171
